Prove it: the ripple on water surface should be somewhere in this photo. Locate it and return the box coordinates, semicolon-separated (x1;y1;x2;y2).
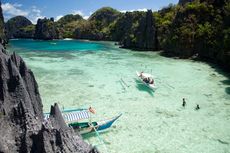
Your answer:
8;39;230;153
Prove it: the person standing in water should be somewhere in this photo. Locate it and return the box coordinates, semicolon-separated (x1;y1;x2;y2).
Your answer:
182;98;186;107
195;104;200;110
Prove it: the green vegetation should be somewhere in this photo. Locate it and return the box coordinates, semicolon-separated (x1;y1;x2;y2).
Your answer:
5;16;33;39
34;18;59;40
154;0;230;70
56;14;84;38
3;1;230;71
74;7;121;40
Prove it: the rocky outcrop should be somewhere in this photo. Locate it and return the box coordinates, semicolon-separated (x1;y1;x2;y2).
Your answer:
34;18;59;40
112;10;157;50
0;45;98;153
0;1;7;45
5;16;34;39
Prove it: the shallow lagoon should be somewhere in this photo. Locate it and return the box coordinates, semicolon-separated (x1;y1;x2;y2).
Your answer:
8;39;230;153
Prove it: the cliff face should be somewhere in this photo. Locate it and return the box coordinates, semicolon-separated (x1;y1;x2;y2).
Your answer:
0;45;98;153
160;0;230;71
74;9;157;50
34;18;59;40
5;16;34;39
0;1;7;44
112;10;157;50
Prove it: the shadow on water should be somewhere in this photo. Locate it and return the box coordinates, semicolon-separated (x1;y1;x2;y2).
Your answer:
135;79;154;96
221;80;230;95
208;62;230;95
82;130;111;139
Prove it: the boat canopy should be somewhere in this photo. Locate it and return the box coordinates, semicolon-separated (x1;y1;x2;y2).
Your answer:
44;110;90;123
142;73;153;78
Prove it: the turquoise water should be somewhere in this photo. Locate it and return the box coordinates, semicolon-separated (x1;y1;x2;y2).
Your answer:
8;39;230;153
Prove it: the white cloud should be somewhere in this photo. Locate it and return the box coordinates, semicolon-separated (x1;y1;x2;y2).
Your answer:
2;3;45;24
72;10;89;20
83;16;89;20
28;6;44;24
120;8;148;13
72;10;84;16
55;15;63;21
31;6;41;14
2;3;29;17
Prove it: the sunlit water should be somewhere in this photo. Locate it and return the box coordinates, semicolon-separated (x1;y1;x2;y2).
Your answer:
8;39;230;153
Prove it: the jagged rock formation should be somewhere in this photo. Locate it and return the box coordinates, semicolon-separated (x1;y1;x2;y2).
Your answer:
111;10;157;50
0;45;98;153
0;1;7;45
5;16;34;39
34;18;59;40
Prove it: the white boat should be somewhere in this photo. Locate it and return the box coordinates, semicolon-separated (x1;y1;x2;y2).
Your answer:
136;71;157;90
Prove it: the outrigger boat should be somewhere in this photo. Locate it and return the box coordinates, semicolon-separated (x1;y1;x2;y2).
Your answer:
44;108;121;135
69;114;122;134
136;71;157;90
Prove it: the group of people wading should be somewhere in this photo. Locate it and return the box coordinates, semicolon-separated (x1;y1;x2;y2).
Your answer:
182;98;200;110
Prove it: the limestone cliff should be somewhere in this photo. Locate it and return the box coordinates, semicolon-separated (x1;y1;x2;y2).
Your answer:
0;1;7;44
112;10;157;50
34;18;59;40
0;45;98;153
5;16;34;39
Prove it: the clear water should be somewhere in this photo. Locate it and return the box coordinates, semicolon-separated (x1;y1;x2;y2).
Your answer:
8;39;230;153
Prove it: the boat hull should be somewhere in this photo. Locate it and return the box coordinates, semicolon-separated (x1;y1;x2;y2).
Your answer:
69;114;122;135
136;71;157;90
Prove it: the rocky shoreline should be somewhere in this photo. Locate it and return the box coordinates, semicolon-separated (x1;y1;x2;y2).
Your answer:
0;1;98;151
0;44;98;153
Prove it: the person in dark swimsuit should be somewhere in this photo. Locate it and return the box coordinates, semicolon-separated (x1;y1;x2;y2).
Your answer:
195;104;200;110
182;98;186;107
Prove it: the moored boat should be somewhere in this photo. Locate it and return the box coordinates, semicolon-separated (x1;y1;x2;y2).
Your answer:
136;71;157;90
44;108;121;135
69;114;122;134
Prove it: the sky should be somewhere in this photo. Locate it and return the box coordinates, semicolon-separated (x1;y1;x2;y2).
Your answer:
1;0;179;24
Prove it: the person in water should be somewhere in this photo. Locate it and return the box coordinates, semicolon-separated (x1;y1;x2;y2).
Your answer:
195;104;200;110
149;78;154;84
143;77;149;83
139;72;144;78
182;98;186;107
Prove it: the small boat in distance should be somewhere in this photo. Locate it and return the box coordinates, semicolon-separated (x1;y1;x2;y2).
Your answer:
136;71;157;90
44;108;121;135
